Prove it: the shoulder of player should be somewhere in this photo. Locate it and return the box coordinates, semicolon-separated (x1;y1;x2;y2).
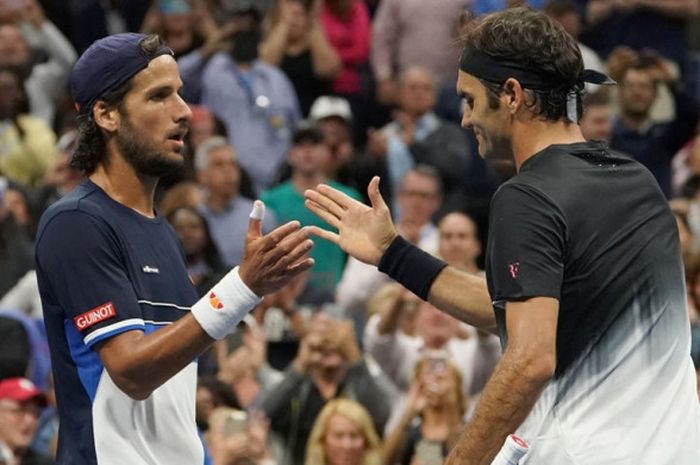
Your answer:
36;188;116;248
490;180;567;225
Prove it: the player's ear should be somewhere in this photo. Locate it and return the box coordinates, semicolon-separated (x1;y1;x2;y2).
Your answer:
502;78;525;114
92;101;121;133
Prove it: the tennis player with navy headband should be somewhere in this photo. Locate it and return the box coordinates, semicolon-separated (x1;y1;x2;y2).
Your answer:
305;7;700;465
35;33;314;465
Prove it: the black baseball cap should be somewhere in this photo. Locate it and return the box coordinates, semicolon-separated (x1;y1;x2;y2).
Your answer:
70;33;173;115
292;120;323;145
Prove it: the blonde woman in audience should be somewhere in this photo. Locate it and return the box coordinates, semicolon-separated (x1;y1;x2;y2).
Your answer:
305;399;382;465
382;358;466;465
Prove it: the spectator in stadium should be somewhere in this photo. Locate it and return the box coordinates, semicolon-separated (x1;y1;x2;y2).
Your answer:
364;296;500;397
196;377;240;433
167;206;227;296
0;0;76;125
305;398;382;465
260;0;341;116
206;408;274;465
262;122;360;303
370;0;469;106
0;180;34;299
362;67;471;214
158;181;202;218
579;89;613;142
2;181;35;240
580;0;699;69
29;375;58;459
610;58;700;197
382;358;466;465
195;137;277;267
140;0;214;59
37;130;83;215
308;96;356;184
0;377;52;465
178;4;301;193
261;316;390;465
0;67;56;187
436;212;481;274
216;320;283;408
251;271;311;370
320;0;370;102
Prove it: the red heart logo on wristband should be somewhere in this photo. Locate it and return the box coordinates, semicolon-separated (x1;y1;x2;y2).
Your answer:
209;292;224;310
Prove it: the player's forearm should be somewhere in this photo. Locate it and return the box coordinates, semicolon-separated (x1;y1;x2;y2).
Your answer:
99;315;214;400
446;350;554;465
428;267;497;333
107;266;262;398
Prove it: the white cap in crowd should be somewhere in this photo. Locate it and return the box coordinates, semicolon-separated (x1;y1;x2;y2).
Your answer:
309;96;353;123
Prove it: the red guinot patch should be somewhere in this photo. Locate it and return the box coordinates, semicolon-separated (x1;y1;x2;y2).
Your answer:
73;302;116;330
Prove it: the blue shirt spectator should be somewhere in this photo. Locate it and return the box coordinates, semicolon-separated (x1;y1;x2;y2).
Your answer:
179;51;301;194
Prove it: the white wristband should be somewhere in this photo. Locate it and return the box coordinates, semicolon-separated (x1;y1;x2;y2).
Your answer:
191;266;262;340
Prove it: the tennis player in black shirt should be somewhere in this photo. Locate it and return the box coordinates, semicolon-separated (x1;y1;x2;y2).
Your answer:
304;7;699;465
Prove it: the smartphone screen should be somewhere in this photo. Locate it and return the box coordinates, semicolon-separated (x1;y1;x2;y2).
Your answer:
222;410;248;436
414;439;444;464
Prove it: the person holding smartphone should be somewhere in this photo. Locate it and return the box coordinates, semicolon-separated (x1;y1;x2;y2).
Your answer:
382;357;466;465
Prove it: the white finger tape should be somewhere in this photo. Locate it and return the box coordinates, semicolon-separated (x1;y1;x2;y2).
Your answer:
249;200;265;220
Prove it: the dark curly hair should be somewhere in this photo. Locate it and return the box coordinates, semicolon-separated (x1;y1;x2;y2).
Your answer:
70;34;167;176
460;7;584;122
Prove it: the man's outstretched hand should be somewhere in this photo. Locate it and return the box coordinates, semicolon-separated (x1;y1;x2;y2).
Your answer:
239;201;315;296
304;176;398;266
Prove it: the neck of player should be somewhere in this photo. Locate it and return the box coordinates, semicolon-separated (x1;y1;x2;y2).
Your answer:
512;118;586;171
90;149;158;218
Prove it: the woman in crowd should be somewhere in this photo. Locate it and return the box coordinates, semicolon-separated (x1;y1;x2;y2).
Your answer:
140;0;217;58
167;206;226;296
305;398;382;465
382;358;467;465
260;0;341;116
0;68;55;188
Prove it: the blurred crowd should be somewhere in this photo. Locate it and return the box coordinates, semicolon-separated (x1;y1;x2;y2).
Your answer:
2;0;700;464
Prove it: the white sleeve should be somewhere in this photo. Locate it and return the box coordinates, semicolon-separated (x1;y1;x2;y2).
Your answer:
23;21;77;123
0;270;42;318
335;257;390;316
363;314;418;391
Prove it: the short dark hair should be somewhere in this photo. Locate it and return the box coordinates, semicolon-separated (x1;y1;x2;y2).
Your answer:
70;34;166;176
583;89;611;108
405;164;444;195
460;7;585;122
619;62;655;87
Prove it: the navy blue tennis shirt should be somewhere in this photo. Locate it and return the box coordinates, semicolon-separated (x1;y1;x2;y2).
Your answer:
35;180;203;464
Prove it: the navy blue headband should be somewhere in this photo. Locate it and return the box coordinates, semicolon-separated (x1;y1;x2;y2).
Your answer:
70;33;173;115
459;48;615;90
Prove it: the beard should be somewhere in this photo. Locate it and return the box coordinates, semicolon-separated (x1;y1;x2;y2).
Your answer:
478;130;517;178
116;115;184;178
